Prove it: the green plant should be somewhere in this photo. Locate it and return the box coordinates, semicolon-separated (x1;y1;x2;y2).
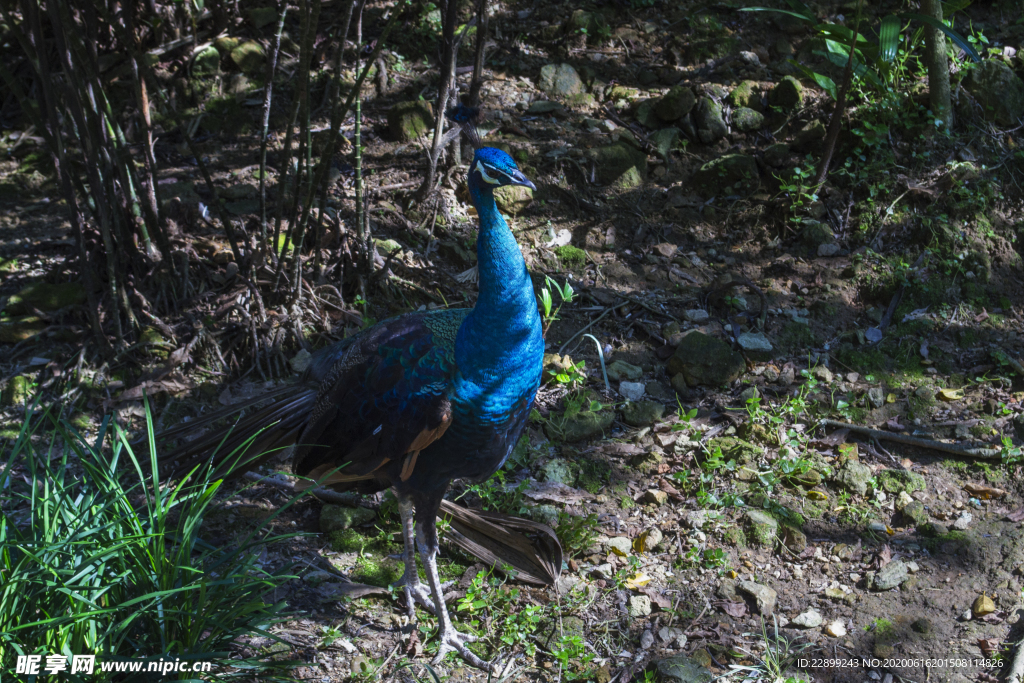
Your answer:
726;616;811;682
554;512;600;558
548;633;594;678
538;275;575;335
461;470;530;515
0;408;300;681
456;568;543;656
775;162;819;226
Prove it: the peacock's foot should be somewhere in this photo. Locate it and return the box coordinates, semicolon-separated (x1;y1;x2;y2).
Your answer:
399;580;438;617
431;624;497;673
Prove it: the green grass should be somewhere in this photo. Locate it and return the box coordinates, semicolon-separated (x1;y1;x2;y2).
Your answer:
0;408;301;681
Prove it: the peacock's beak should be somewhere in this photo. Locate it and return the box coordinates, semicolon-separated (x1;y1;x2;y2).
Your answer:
508;169;537;191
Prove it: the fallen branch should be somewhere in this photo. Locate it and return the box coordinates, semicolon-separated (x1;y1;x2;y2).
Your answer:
818;419;1002;459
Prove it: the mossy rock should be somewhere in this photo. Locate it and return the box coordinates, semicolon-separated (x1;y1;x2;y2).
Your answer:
214;36;242;57
351;556;402;587
723;526;746;547
583;142;647;189
539;458;580;486
691;154;759;198
964;60;1024;126
5;282;86;315
728;81;761;111
320;504;376;533
538;63;585;98
566;10;607;44
732;107;764;132
192;46;221;76
494;184;533;216
230;41;266;75
876;469;926;494
387;100;434;142
554;245;586;268
768;76;804;111
655;86;696;122
247;6;278;29
710;436;761;464
744;509;779;547
0;257;17;273
2;375;31;407
621;400;665;427
547;408;614;442
139;327;169;359
0;316;47;343
666;331;746;387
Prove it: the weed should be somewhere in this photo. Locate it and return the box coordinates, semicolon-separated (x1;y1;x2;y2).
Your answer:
554;512;600;558
539;275;575;335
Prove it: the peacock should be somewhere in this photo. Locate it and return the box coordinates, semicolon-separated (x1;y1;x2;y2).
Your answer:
154;128;544;672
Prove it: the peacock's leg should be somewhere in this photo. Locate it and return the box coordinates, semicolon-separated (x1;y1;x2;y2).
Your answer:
415;518;497;673
395;494;437;617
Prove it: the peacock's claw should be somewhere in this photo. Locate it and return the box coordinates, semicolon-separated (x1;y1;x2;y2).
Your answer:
400;580;438;617
431;624;497;673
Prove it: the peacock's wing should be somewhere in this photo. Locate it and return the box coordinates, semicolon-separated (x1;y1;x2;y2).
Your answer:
292;308;469;488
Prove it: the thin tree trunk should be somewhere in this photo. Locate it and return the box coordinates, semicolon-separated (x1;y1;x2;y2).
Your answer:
417;0;461;200
468;0;489;107
814;0;864;187
923;0;952;129
259;2;289;261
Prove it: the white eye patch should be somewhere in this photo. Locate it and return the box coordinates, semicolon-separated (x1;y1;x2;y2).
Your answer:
475;160;502;185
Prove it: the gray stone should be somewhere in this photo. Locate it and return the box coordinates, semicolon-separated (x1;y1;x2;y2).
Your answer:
737;332;773;360
952;512;973;530
836;460;873;496
655;86;697;122
526;100;565;114
388;101;434;142
643;489;669;506
868;387;885;408
320;504;376;532
818;243;840;257
607;360;643;382
728;81;761;111
802;221;834;247
539;63;585;98
768;76;804;111
655;655;713;683
964;60;1024;126
738;580;777;614
732;107;764;131
619;381;646;401
547;407;615;442
691;154;759;198
684;309;710;323
494;185;533;216
608;536;633;555
667;331;746;387
634;99;660;128
622;399;666;426
694;97;728;144
872;560;909;591
899;501;929;527
585;142;647;189
591;563;614;580
628;594;652;617
539;458;576;485
650;127;681;159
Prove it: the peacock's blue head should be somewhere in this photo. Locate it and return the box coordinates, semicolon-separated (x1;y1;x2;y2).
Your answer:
468;147;536;195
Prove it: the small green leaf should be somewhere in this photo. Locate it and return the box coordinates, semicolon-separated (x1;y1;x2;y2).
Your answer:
900;13;981;62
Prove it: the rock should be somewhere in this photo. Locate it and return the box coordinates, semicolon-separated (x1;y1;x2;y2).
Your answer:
643;489;669;506
527;100;565;115
868;387;885;408
738;580;777;614
763;142;790;167
737;332;773;360
494;185;533;216
247;6;278;29
876;469;925;494
214;36;242;57
732;107;764;131
872;560;908;591
691;154;759;198
728;81;761;111
591;563;614;580
792;609;823;628
911;617;932;635
634;100;660;128
684;309;710;323
640;629;655;650
527;504;560;527
622;400;665;426
1;375;31;406
303;570;334;586
655;655;713;683
540;458;576;485
744;509;779;547
781;526;807;553
608;536;633;555
607;360;643;382
658;626;687;648
5;282;87;315
836;460;873;496
952;512;973;530
0;316;47;343
290;348;312;374
655;86;697;122
793;120;826;152
320;504;376;532
230;41;266;75
629;595;652;617
388;101;434;142
539;63;585;98
898;501;929;527
549;407;614;442
585;142;647;189
650;127;681;159
693;97;728;143
667;332;746;387
817;243;839;257
619;381;646;402
193;45;221;76
801;221;834;247
964;60;1024;126
567;10;606;42
768;76;804;111
645;527;664;550
825;620;847;637
670;373;688;395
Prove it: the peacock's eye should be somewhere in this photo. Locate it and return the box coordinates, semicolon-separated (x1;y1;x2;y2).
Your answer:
475;160;503;185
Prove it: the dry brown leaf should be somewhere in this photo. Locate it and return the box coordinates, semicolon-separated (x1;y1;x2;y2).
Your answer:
965;483;1007;500
721;600;747;618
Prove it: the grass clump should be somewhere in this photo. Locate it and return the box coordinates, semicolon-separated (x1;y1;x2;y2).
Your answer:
0;409;300;681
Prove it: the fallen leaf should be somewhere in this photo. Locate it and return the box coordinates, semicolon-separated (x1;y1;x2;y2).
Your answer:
938;388;964;401
977;638;1000;656
1005;508;1024;523
609;545;629;558
886;392;897;403
721;600;747;618
623;573;651;590
965;483;1007;499
638;586;671;609
806;490;827;501
633;531;650;555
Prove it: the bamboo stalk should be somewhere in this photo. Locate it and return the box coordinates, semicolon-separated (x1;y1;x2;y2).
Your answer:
259;2;290;260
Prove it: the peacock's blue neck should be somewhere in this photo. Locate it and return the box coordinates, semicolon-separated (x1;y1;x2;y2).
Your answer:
454;185;543;390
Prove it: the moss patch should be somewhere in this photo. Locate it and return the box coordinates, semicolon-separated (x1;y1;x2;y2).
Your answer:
554;245;587;268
